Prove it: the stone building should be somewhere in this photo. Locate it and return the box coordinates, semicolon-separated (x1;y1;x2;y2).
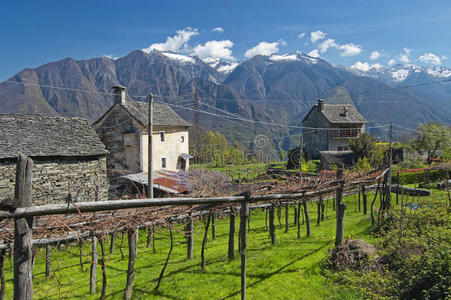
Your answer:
93;86;191;183
302;99;366;160
0;114;108;205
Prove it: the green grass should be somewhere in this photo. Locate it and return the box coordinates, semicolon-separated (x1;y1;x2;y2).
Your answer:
4;194;378;299
191;163;269;181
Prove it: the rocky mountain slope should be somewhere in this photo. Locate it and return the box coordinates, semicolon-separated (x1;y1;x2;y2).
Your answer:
1;50;450;150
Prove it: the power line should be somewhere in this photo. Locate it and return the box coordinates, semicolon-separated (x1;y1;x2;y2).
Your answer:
222;0;251;50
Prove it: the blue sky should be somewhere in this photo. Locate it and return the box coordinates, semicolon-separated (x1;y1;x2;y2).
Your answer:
1;0;451;80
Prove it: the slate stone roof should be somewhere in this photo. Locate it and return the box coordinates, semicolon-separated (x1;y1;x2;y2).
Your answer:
303;103;366;124
122;101;191;127
321;104;366;124
0;114;108;159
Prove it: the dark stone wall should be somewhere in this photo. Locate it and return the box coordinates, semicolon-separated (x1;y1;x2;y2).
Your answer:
0;156;108;205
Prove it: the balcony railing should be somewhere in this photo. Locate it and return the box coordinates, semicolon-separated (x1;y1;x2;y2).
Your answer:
331;129;360;138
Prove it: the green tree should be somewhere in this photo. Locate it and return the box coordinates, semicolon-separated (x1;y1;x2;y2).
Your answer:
412;122;451;161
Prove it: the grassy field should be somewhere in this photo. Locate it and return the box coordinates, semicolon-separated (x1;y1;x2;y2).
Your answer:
190;163;270;181
4;193;382;299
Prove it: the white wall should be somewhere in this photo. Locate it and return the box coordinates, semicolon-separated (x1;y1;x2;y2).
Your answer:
141;128;189;172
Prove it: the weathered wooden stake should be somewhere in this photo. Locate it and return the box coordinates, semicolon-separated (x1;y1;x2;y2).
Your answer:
186;215;194;260
13;154;33;300
211;212;216;240
320;194;325;222
99;238;107;300
155;228;173;291
269;204;276;244
201;214;211;270
370;178;381;225
297;203;301;239
362;185;367;215
45;245;51;278
335;169;345;246
247;210;251;233
79;240;84;271
0;249;6;300
293;205;297;225
109;232;116;255
124;229;137;300
316;202;321;225
239;196;249;300
228;207;236;260
90;234;98;294
303;201;311;237
285;204;289;233
265;208;268;231
358;191;361;211
277;205;282;229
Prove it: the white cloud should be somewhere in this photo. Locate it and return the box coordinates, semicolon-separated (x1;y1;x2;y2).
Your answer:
278;39;287;46
338;43;362;57
388;59;396;66
142;27;198;53
418;52;442;65
213;27;224;33
441;55;448;60
297;32;306;39
307;49;320;58
317;39;362;57
369;50;381;60
310;30;326;43
244;41;280;58
351;61;382;72
398;47;411;63
399;54;409;63
192;40;235;60
318;39;337;53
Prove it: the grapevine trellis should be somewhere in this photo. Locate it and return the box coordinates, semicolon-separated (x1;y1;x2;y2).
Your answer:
1;154;436;300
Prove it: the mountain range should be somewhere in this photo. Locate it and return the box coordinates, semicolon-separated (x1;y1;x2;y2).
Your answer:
1;49;450;151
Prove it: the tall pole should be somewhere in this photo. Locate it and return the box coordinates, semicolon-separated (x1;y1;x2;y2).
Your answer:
299;134;303;182
193;87;200;163
387;123;393;208
148;93;154;199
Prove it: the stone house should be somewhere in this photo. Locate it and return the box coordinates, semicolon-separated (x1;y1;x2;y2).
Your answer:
302;99;366;160
0;114;108;205
93;86;191;183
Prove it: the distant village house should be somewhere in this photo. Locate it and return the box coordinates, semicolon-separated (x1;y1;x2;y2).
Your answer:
93;86;191;194
302;99;366;161
0;114;109;205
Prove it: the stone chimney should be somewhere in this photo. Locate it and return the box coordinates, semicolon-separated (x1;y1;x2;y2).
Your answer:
343;107;349;117
317;99;324;111
112;85;126;105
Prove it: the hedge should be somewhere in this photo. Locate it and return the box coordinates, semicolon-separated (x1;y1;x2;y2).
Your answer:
393;169;450;185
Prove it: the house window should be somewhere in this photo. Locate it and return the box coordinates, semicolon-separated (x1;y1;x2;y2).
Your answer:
160;131;165;142
161;157;167;168
338;146;343;151
181;136;185;143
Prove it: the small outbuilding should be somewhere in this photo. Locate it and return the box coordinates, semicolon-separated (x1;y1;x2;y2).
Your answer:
0;114;109;205
319;151;356;170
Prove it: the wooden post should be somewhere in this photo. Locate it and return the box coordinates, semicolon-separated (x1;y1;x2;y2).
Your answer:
99;238;107;300
186;215;194;260
201;214;211;270
228;207;236;260
316;202;321;225
284;204;289;233
303;201;310;237
269;204;276;245
45;245;51;278
362;185;367;215
396;172;400;205
265;208;268;231
240;196;249;300
293;205;297;225
211;212;216;240
277;205;282;229
124;229;137;300
13;154;33;300
109;232;116;255
358;191;361;211
0;249;5;300
335;169;345;246
148;93;154;199
79;240;84;271
320;194;325;222
90;234;98;294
